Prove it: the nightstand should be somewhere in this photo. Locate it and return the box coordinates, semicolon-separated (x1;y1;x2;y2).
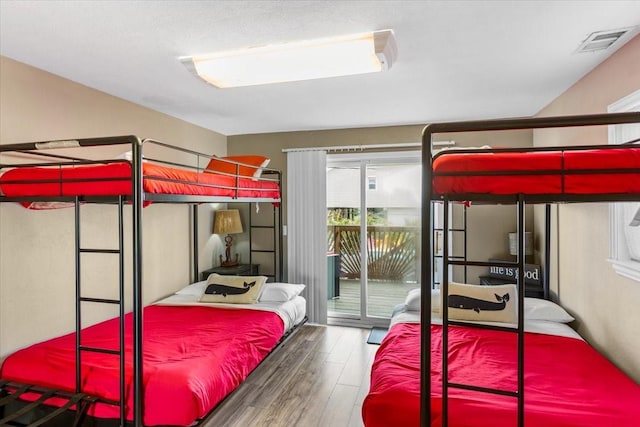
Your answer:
201;264;259;281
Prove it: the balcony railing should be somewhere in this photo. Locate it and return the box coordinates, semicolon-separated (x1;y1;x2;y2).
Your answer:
327;225;419;282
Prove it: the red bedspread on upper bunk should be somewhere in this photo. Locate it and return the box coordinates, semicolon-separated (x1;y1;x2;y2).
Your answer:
0;162;280;201
0;305;284;426
432;147;640;195
362;323;640;427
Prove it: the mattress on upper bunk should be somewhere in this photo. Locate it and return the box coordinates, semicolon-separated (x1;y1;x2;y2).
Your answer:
432;146;640;196
0;283;306;427
0;162;280;201
362;309;640;427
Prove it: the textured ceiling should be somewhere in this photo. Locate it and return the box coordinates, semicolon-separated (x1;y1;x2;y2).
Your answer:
1;1;639;135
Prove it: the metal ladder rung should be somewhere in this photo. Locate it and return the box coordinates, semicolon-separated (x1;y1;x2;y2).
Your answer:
79;297;121;305
79;248;120;254
447;320;518;333
448;381;518;398
79;346;120;356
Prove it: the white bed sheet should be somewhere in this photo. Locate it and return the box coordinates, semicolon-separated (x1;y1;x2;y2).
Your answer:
391;310;583;340
155;293;306;332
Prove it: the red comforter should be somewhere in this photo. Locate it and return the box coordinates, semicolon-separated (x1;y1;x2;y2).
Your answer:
0;162;280;200
432;147;640;196
363;323;640;427
0;305;284;426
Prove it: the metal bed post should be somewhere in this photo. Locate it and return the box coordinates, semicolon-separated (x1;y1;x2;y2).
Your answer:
269;203;274;280
420;126;434;427
516;196;526;427
249;203;253;266
441;198;450;427
132;137;144;427
544;204;551;300
74;197;82;394
277;171;283;282
118;195;126;427
193;205;199;283
463;205;468;283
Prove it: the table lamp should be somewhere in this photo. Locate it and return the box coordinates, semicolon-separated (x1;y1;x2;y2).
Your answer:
213;209;244;267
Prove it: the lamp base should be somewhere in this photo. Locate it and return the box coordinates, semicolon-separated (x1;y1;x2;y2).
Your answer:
219;252;240;268
219;257;240;268
219;234;240;267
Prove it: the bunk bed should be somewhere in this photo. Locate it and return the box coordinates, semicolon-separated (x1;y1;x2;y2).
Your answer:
362;112;640;427
0;135;304;427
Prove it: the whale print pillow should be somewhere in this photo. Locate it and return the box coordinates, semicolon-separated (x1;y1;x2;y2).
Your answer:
447;282;517;324
199;274;267;304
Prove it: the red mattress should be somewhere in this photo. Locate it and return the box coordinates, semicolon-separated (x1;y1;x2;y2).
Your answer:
0;304;285;426
362;323;640;427
0;162;280;201
432;147;640;196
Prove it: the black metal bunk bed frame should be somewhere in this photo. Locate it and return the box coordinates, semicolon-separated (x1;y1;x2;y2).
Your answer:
420;112;640;427
0;135;284;427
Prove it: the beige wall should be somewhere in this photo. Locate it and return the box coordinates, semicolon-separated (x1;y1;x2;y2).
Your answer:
229;126;533;284
0;56;227;358
533;35;640;380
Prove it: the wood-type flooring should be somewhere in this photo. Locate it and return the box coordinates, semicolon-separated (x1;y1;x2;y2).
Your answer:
202;325;377;427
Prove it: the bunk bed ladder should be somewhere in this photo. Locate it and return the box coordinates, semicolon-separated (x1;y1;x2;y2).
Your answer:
432;202;467;289
440;197;526;427
247;188;283;282
74;196;127;427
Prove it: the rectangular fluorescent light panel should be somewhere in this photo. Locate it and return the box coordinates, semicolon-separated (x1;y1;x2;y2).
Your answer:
181;29;396;88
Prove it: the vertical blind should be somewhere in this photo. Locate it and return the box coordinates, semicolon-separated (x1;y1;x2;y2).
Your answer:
286;150;328;324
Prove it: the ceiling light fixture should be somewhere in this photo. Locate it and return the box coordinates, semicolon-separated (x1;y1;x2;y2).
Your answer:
180;29;396;88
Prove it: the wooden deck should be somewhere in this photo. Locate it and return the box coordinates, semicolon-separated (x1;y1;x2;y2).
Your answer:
327;279;417;318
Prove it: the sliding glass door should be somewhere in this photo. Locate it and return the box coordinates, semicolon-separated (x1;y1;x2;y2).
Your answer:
327;151;420;325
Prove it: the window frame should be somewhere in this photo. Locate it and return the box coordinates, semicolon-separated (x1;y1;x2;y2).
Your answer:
608;89;640;282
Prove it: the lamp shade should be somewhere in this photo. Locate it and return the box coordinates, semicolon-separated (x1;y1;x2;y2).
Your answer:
213;209;243;234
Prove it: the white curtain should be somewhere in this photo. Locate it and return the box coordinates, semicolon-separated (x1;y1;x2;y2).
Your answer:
287;150;327;324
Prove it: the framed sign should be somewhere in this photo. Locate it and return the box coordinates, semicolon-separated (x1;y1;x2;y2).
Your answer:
488;259;541;286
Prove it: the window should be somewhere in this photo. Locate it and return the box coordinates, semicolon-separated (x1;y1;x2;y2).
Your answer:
608;89;640;282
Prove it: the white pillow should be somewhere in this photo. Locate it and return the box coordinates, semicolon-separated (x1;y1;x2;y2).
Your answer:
447;282;518;324
402;287;573;324
175;280;207;296
404;288;440;313
524;297;574;323
199;274;267;304
259;282;306;303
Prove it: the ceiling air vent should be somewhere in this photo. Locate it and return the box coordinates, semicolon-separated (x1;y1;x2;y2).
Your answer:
576;27;634;53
